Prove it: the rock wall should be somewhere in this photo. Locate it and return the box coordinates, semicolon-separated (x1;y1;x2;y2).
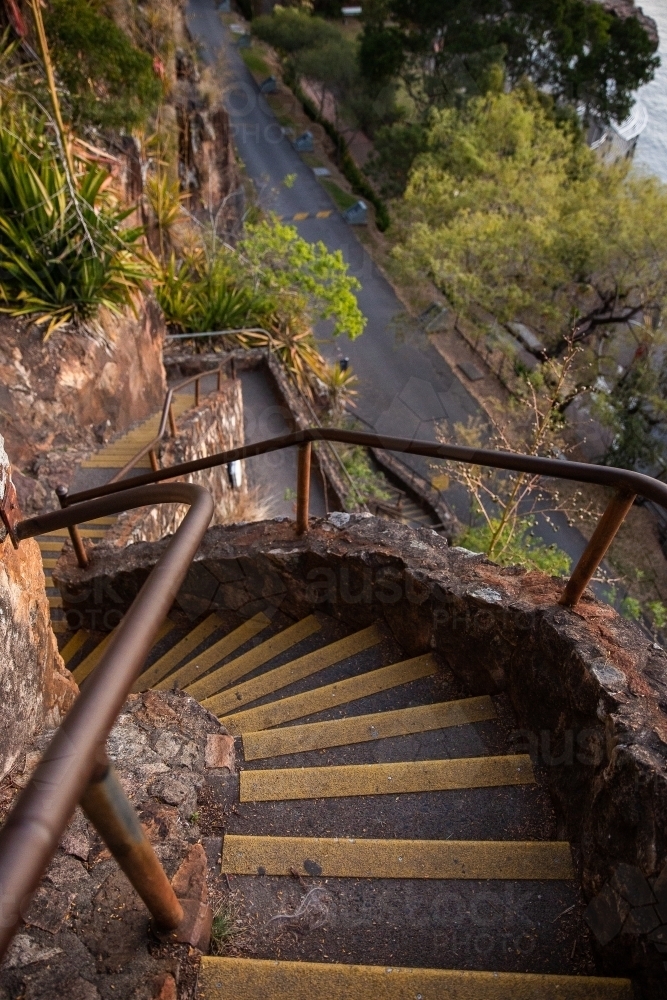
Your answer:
0;437;77;780
0;297;167;507
54;513;667;992
103;377;246;547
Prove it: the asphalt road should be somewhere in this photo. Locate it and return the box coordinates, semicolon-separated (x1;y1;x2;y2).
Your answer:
185;0;606;584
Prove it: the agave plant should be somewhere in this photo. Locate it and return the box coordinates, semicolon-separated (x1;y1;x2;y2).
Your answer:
0;107;149;338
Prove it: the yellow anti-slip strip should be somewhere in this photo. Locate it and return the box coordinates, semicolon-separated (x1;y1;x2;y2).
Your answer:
42;558;58;568
198;957;632;1000
59;630;90;666
240;754;533;802
186;615;320;701
39;541;66;551
72;620;174;685
41;528;107;538
223;654;437;735
80;396;194;468
242;695;496;760
158;611;273;692
133;613;223;692
221;834;574;879
203;624;382;717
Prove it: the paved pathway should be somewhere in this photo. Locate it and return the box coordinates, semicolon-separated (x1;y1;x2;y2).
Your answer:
185;0;614;586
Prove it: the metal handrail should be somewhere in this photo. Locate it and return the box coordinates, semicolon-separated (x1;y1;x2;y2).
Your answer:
0;482;214;961
110;361;229;486
60;426;667;609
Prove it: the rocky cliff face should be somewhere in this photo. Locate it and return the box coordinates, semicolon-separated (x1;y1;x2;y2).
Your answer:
0;297;167;511
0;437;77;779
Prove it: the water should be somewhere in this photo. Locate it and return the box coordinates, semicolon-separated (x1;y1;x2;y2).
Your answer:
634;0;667;181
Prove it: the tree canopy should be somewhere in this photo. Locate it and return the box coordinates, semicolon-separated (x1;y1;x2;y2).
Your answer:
360;0;659;124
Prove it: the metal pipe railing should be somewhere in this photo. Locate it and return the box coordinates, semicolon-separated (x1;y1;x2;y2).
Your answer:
0;482;214;960
58;427;667;609
110;361;229;486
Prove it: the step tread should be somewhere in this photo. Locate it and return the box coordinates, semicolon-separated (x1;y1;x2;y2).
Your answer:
134;613;223;692
239;754;534;802
242;695;496;760
204;624;383;717
221;834;574;880
157;612;272;692
186;615;320;701
222;654;437;734
40;528;108;538
60;630;90;666
80;395;194;468
72;620;174;684
198;957;633;999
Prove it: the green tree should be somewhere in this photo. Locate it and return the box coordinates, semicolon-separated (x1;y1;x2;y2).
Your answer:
361;0;658;123
44;0;162;131
252;8;341;56
394;88;667;356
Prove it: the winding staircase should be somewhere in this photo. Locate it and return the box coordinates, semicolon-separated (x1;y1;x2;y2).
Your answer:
32;402;634;998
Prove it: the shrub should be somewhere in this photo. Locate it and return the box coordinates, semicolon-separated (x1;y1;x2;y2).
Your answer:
0;108;148;337
44;0;162;131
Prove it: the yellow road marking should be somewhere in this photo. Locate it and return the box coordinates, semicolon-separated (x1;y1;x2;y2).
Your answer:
223;654;436;734
39;541;65;551
222;835;574;880
316;210;332;218
72;620;174;684
42;558;58;568
293;211;309;220
203;624;382;717
240;754;534;802
59;631;90;666
242;695;496;760
160;612;272;692
134;613;223;692
198;957;633;999
187;615;320;701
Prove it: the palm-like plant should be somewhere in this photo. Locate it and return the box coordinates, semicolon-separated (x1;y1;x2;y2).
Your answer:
0;107;148;337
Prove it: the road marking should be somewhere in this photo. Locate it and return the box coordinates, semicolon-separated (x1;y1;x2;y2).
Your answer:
186;615;320;700
293;211;309;220
316;210;332;218
59;630;90;665
276;211;333;221
222;654;436;734
72;620;174;684
198;957;633;999
242;695;496;760
203;624;382;717
239;754;534;802
159;612;272;692
135;613;224;692
222;835;574;880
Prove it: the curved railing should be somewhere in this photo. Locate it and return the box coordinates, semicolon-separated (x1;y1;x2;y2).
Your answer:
0;482;214;960
61;426;667;609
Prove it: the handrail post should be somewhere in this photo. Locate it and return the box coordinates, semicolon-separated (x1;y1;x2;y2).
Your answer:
168;403;177;438
80;749;183;931
195;376;200;406
559;488;636;607
296;441;311;534
217;367;222;391
56;486;88;569
149;449;159;473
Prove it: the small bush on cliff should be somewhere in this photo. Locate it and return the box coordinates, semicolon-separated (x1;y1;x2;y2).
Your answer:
44;0;162;131
0;108;148;337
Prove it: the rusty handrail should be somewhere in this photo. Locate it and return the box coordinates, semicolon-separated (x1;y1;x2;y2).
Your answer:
110;361;229;485
60;426;667;609
0;482;214;960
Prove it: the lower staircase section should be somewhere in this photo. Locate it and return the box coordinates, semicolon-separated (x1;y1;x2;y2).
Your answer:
52;608;632;997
